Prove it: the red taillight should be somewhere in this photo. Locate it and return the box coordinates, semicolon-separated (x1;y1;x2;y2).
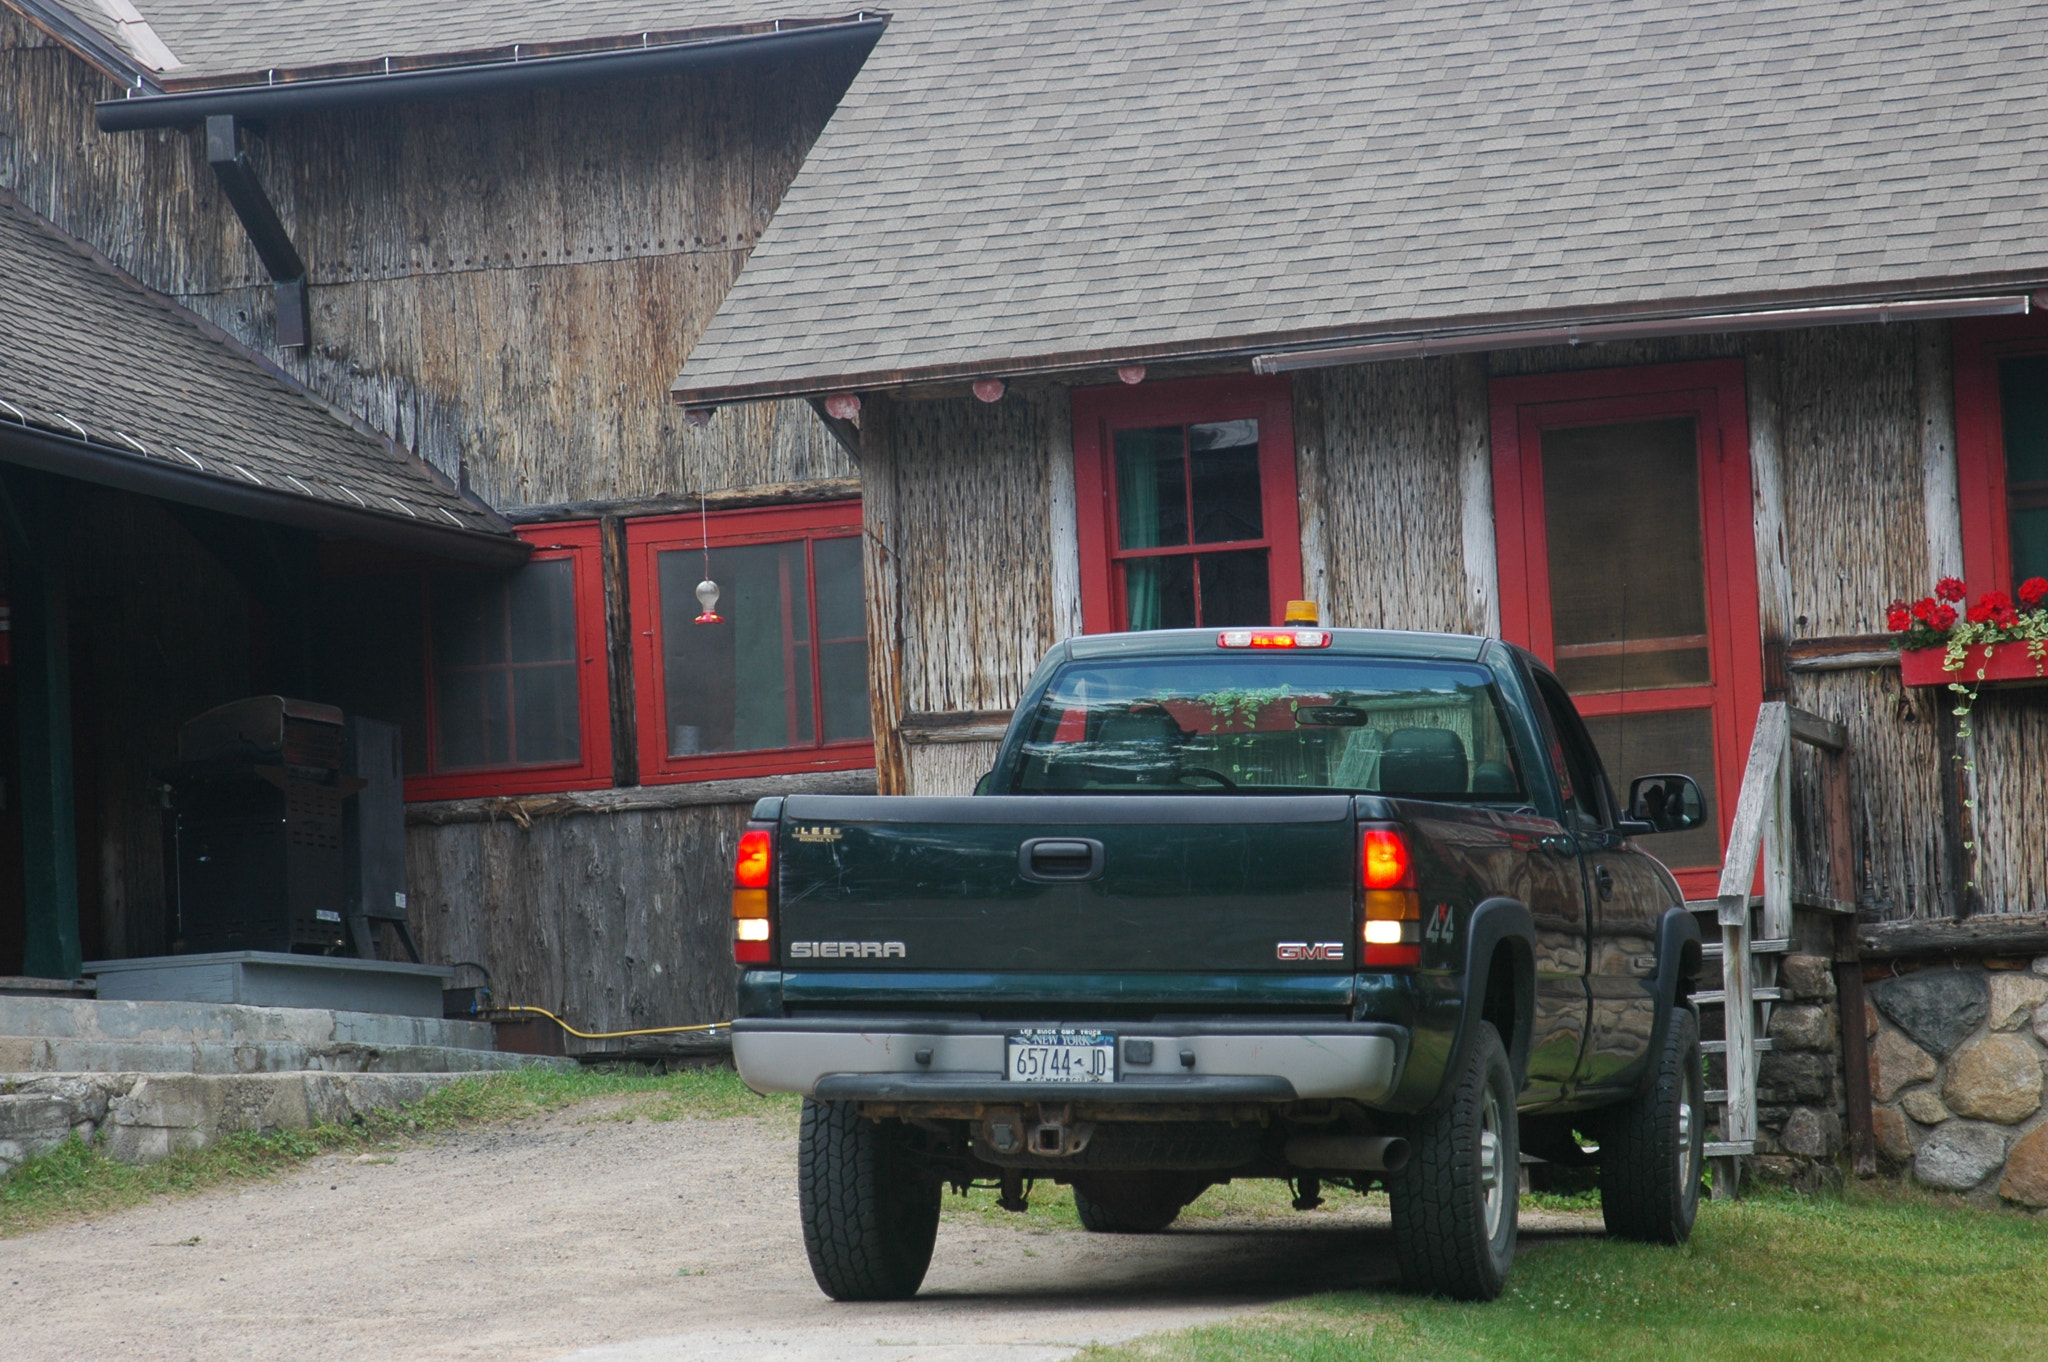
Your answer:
735;829;772;889
1360;826;1421;968
1216;629;1333;649
1360;828;1413;889
733;826;773;964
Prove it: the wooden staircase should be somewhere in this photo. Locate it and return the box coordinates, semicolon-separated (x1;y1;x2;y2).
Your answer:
1692;700;1858;1197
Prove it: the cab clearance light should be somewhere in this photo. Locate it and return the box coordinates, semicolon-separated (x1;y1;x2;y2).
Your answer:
733;825;774;964
1217;629;1332;649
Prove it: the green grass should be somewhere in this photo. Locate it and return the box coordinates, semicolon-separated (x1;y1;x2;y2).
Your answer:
1074;1186;2048;1361
0;1064;790;1238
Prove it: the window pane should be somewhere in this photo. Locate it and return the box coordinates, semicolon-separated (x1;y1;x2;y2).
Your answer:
431;558;582;770
431;574;507;669
1123;555;1194;630
1114;427;1187;548
510;664;579;763
1189;419;1262;543
661;540;814;755
436;667;509;769
1541;419;1710;694
506;560;576;663
2000;356;2048;583
813;536;872;743
1197;549;1270;627
1583;708;1720;869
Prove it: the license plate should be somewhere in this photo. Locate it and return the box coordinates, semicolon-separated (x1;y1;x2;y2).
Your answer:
1005;1028;1116;1083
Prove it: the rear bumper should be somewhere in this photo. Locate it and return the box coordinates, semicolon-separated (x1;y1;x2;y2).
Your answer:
731;1018;1404;1105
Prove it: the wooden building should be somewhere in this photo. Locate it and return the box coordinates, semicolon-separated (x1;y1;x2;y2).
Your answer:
0;1;881;1039
667;2;2048;1177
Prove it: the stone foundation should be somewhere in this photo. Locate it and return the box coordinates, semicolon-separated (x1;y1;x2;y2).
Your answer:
1865;955;2048;1207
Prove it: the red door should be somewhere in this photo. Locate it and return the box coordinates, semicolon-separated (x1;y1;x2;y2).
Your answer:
1492;361;1764;901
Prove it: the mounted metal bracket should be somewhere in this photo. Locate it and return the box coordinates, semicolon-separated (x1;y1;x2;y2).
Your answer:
204;114;309;348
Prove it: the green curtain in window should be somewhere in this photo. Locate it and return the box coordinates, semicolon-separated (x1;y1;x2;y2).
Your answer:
1118;440;1164;629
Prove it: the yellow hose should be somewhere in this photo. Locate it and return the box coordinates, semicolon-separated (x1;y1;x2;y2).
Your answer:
493;1004;730;1041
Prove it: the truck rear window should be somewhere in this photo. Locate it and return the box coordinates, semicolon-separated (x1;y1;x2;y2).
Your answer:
1008;657;1526;798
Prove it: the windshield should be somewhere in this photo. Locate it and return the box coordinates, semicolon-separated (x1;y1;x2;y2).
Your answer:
1006;656;1527;797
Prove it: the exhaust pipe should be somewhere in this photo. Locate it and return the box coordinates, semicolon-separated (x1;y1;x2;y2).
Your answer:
1284;1134;1411;1173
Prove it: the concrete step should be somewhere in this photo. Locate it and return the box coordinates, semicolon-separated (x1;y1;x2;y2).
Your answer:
0;1035;564;1076
0;995;498;1054
0;1067;571;1174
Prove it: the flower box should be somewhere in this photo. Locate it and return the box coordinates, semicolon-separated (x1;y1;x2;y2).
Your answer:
1900;643;2048;688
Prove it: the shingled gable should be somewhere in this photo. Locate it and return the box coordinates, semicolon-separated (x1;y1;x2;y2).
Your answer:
0;189;522;564
670;0;2048;406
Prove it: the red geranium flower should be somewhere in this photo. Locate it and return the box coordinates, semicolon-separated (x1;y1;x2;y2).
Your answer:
2021;577;2048;609
1911;597;1939;624
1935;577;1968;603
1968;590;2014;626
1885;599;1912;632
1931;603;1958;631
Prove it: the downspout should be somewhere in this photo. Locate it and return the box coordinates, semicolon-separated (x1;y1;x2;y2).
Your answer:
205;115;310;349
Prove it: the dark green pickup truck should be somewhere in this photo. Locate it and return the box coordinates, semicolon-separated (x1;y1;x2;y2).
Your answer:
731;626;1710;1302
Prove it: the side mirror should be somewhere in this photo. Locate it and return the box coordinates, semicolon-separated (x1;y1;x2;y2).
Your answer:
1624;773;1707;834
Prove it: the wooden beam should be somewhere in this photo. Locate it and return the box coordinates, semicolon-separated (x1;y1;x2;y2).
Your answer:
805;398;863;461
1787;706;1848;753
1916;320;1964;583
1291;370;1331;617
600;515;638;788
1717;700;1788;912
1045;389;1084;641
1745;336;1793;699
1785;634;1899;673
0;470;81;979
1452;354;1500;637
1857;912;2048;959
405;766;878;825
900;709;1013;744
859;394;908;795
502;477;863;525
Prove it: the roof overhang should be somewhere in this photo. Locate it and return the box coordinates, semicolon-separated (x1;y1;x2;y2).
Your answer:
670;273;2048;408
0;418;528;567
94;13;886;131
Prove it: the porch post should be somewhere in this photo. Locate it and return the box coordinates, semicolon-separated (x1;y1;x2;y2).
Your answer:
0;469;81;979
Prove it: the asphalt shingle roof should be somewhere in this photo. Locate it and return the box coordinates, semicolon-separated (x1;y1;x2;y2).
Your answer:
41;0;852;82
0;189;513;550
671;0;2048;403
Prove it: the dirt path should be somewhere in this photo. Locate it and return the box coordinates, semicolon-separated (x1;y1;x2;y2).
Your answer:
3;1104;1601;1361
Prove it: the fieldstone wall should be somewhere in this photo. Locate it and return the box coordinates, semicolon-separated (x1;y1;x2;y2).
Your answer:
1866;956;2048;1207
1747;950;1850;1185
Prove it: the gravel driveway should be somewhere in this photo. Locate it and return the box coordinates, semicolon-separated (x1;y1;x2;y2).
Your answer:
4;1102;1600;1361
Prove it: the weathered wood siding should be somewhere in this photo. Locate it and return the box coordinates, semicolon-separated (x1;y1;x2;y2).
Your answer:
0;11;856;507
905;741;1002;798
406;804;749;1032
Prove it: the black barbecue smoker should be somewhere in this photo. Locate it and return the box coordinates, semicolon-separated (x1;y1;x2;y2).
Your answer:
164;696;412;959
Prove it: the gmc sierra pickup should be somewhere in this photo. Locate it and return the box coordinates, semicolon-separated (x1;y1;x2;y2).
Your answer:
731;625;1710;1302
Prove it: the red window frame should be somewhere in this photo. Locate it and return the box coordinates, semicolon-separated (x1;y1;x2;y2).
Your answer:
628;500;874;784
1072;375;1304;633
406;521;613;802
1954;312;2048;597
1490;360;1765;900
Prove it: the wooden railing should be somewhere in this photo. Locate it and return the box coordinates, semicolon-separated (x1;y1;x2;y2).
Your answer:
1704;700;1855;1192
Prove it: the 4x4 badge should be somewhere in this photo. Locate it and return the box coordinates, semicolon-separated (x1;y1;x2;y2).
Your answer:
1424;903;1455;945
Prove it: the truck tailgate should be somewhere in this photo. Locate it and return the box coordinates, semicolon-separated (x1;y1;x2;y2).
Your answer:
776;794;1356;974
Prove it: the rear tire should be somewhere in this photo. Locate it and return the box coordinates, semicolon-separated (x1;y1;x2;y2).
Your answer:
1389;1021;1519;1301
797;1098;940;1300
1597;1006;1704;1245
1070;1173;1206;1233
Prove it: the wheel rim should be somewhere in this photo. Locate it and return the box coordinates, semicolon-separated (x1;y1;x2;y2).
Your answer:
1479;1087;1506;1240
1677;1058;1700;1197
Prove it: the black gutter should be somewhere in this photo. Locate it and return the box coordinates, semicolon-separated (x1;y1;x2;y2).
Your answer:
0;420;529;568
95;17;886;131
